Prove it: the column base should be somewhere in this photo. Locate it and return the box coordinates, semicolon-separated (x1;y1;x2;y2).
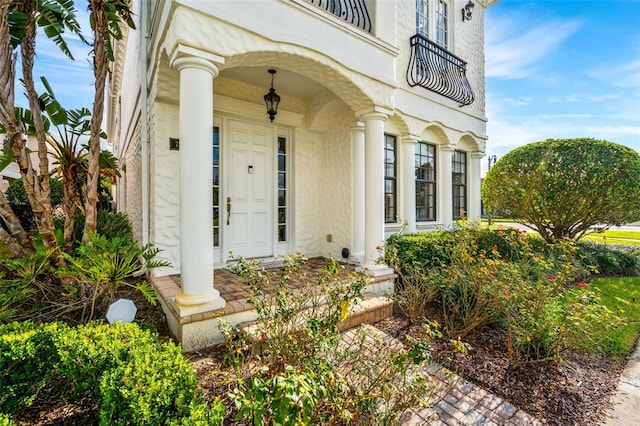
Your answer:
356;264;394;277
172;290;226;317
350;253;365;265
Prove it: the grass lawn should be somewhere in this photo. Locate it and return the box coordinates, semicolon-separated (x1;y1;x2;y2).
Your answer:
583;230;640;246
482;222;640;246
590;276;640;357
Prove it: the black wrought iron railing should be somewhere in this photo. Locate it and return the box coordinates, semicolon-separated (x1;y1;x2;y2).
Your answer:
407;34;475;106
305;0;371;33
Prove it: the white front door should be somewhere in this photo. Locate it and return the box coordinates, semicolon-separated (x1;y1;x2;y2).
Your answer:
226;120;274;258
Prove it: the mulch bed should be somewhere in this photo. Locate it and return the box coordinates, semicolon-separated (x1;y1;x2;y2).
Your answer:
375;305;626;426
13;297;627;425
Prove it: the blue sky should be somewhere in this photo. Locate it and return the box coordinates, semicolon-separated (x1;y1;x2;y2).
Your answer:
485;0;640;161
26;0;640;161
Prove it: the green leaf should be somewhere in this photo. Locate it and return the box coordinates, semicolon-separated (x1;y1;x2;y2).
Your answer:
39;76;68;125
0;145;15;172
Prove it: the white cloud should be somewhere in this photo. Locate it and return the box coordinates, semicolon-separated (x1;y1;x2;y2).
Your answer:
588;60;640;89
486;14;581;79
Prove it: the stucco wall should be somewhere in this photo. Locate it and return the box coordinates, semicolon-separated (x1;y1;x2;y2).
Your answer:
150;100;181;274
293;128;322;257
318;123;353;259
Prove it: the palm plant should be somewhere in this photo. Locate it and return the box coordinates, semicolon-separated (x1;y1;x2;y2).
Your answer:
39;76;120;248
0;0;84;260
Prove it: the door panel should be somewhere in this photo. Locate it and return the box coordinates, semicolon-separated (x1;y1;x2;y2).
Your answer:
226;121;274;258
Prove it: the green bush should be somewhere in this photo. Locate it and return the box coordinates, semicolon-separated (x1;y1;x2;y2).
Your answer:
54;210;132;249
55;321;161;399
167;400;225;426
482;138;640;243
99;339;205;426
5;178;64;231
0;321;222;424
577;241;640;276
385;230;457;275
0;321;67;413
0;412;16;426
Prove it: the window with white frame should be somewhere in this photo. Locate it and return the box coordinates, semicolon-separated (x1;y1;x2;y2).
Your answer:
277;136;288;242
212;127;220;246
452;150;467;220
384;134;397;223
416;142;436;221
415;0;449;48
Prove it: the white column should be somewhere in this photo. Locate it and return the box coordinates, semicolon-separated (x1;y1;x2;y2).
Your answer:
360;110;392;274
468;151;484;223
400;135;418;233
171;56;225;315
351;122;365;264
439;145;454;229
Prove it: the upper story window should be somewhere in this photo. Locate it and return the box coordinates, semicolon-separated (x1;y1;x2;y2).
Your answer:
415;0;449;48
384;134;397;223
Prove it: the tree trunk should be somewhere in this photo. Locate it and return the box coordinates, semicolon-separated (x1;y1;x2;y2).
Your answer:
0;1;33;254
62;166;81;249
0;224;30;257
83;0;108;243
19;12;60;260
0;189;33;253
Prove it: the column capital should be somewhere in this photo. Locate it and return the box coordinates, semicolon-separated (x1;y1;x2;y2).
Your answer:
350;121;365;132
470;151;485;159
401;134;421;144
357;105;393;121
440;144;456;152
169;44;224;77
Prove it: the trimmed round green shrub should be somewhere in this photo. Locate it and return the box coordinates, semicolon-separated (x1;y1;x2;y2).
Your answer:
482;138;640;243
0;321;222;424
99;340;204;425
54;321;160;399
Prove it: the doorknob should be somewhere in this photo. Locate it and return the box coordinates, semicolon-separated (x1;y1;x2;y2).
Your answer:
226;197;231;225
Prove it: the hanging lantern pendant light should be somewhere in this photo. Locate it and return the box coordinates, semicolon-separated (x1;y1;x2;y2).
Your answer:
264;69;281;122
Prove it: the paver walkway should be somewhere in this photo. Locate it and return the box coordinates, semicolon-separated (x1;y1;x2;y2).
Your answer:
350;325;542;426
604;339;640;425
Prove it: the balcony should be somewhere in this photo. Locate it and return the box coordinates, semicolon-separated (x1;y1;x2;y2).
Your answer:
304;0;371;33
406;34;475;106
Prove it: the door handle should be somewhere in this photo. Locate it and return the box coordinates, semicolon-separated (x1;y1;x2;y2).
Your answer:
226;197;231;225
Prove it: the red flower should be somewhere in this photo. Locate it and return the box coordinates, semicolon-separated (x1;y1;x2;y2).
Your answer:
488;272;495;277
503;291;509;296
497;229;504;234
469;255;475;260
549;275;556;281
576;282;585;288
492;245;499;251
502;258;507;263
376;245;382;251
518;230;527;234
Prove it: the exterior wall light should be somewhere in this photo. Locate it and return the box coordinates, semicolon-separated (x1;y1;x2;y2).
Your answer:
264;69;280;122
462;0;475;21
